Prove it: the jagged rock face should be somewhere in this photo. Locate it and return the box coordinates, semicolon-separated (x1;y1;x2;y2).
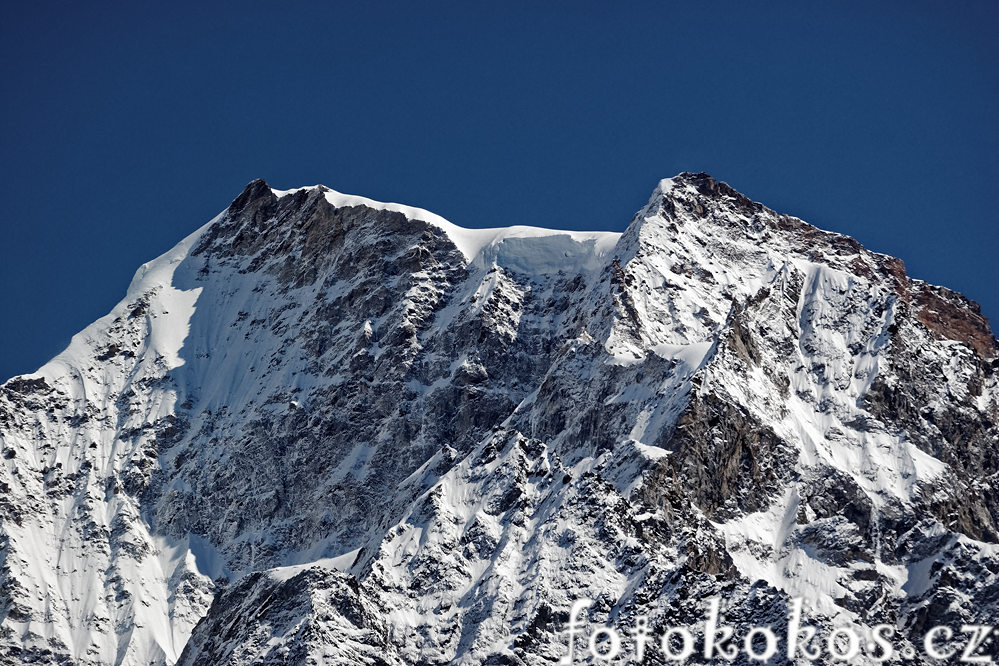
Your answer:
177;568;399;666
1;173;996;665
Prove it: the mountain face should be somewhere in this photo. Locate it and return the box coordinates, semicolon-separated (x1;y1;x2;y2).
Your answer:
1;173;997;665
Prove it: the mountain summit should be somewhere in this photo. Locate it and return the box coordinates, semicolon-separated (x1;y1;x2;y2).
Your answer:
1;174;996;664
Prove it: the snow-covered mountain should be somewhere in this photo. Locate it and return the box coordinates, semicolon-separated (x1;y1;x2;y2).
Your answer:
1;173;996;664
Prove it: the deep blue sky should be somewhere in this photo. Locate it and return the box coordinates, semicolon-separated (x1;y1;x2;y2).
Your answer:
1;2;996;382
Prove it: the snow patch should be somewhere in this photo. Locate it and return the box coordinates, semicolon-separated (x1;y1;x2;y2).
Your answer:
267;549;361;583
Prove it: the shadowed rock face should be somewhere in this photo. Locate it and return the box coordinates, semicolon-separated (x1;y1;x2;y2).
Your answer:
177;567;399;666
0;173;997;665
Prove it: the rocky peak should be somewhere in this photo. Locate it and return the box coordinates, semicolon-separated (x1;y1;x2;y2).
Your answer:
228;177;274;213
614;172;996;359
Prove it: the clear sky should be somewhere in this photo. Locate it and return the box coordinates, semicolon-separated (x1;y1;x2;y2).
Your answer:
1;1;996;382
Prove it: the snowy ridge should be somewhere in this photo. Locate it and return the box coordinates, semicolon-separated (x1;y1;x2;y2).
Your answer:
1;173;997;665
276;184;620;271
